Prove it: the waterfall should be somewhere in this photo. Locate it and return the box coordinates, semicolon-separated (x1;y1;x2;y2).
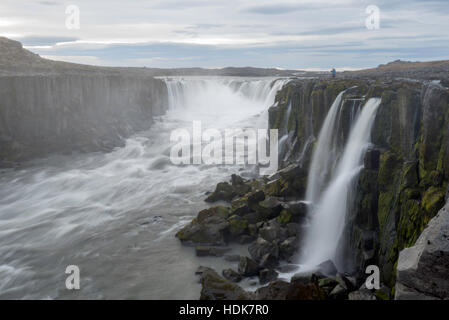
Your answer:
305;91;345;205
300;98;381;268
164;77;288;113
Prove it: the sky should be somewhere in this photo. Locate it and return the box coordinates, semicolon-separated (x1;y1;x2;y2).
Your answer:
1;0;448;69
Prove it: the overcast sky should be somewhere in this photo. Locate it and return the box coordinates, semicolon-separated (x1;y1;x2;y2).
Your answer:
1;0;448;69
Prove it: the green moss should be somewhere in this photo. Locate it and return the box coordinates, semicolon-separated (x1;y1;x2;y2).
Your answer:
375;289;390;300
378;151;401;192
378;192;394;231
228;215;248;237
277;209;292;224
421;186;446;217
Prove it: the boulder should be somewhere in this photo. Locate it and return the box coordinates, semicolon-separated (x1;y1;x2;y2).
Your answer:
348;288;376;300
222;268;242;283
259;252;279;269
279;236;298;260
317;260;338;276
205;182;236;203
231;174;245;186
176;209;229;245
254;197;284;219
238;256;260;276
328;284;347;300
259;268;278;285
255;280;291;300
285;282;327;300
258;220;288;243
247;190;266;206
248;237;279;262
195;246;231;257
199;267;253;300
228;215;248;238
395;201;449;300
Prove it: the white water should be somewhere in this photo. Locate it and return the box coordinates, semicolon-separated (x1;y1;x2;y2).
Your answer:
300;98;381;268
0;77;288;299
305;91;345;205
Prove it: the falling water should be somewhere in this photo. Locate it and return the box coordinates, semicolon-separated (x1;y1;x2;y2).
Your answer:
300;98;381;268
305;91;345;205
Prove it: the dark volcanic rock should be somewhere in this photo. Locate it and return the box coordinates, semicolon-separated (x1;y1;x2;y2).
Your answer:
259;268;278;285
248;237;279;262
195;246;231;257
317;260;338;276
222;268;242;283
176;206;230;245
199;267;253;300
205;182;237;203
238;256;260;276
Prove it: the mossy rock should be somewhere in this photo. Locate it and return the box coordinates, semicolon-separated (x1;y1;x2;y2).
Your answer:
422;186;446;216
197;206;230;222
277;209;292;225
228;215;248;237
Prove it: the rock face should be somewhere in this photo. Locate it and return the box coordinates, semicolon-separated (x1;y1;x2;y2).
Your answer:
0;38;168;166
270;78;449;290
395;200;449;299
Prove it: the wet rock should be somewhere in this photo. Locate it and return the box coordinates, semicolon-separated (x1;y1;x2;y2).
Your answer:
348;288;377;300
291;271;321;285
222;268;242;283
317;259;338;276
176;207;230;245
259;268;278;285
328;284;347;300
364;148;380;170
283;201;309;223
258;220;287;243
247;190;265;206
242;212;263;224
237;234;255;244
195;246;231;257
318;277;339;294
238;256;260;276
286;223;301;238
254;197;284;219
285;282;327;300
259;252;279;269
231;174;245;186
279;236;298;260
255;280;291;300
248;237;279;262
228;215;248;238
277;264;299;273
231;204;251;216
205;182;236;203
199;267;253;300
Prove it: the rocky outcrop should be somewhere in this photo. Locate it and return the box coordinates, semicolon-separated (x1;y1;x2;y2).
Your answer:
395;200;449;299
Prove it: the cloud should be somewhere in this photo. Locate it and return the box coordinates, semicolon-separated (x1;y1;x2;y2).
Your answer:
1;0;448;68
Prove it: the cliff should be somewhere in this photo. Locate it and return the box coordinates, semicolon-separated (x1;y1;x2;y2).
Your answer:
0;37;168;166
269;77;449;294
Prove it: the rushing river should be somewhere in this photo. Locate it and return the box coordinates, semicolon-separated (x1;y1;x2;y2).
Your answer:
0;77;288;299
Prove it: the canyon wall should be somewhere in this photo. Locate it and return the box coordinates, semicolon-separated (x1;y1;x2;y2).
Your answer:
0;74;167;166
269;78;449;291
